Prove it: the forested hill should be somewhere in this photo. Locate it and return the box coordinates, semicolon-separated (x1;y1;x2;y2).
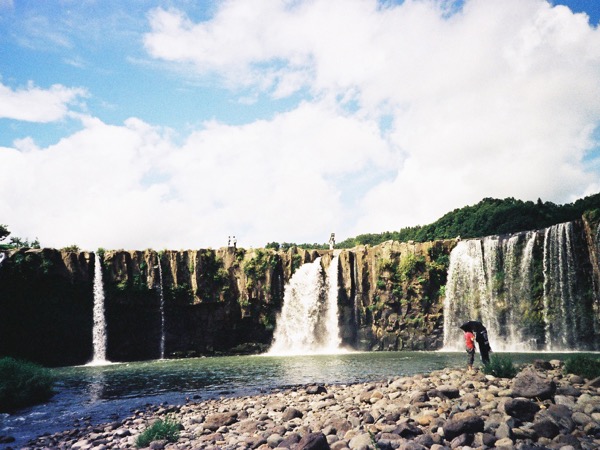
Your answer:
336;193;600;249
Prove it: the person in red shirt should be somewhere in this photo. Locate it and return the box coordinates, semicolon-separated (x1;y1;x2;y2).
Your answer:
464;330;476;370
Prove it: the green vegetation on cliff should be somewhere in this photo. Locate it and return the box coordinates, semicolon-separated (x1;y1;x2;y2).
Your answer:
336;193;600;248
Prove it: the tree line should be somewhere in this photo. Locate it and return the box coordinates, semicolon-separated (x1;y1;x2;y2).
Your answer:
334;193;600;248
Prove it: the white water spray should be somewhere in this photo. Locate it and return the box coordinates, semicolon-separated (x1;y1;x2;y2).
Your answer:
267;257;344;355
543;223;577;350
0;252;5;267
157;256;165;359
91;253;108;364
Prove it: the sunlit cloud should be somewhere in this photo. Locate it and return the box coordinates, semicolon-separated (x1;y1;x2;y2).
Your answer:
0;81;87;123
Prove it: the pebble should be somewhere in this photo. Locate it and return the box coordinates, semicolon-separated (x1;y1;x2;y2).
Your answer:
19;362;600;450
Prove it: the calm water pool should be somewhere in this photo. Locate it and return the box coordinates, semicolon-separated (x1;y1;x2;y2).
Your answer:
0;351;580;447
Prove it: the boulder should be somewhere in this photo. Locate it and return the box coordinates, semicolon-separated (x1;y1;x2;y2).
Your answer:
297;433;330;450
282;407;304;421
442;415;484;441
532;418;560;439
306;385;328;395
504;397;541;422
511;369;556;400
204;411;238;431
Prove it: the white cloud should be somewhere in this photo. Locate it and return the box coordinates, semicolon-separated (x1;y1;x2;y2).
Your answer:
144;0;600;238
0;81;87;122
0;103;392;249
4;0;600;250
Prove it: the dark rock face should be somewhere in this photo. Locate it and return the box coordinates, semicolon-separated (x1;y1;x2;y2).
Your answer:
1;214;599;365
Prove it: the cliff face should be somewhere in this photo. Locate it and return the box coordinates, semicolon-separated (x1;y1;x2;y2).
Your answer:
0;216;597;367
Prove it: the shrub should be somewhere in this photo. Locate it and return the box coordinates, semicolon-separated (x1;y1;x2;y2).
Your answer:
564;354;600;380
0;357;54;412
482;354;518;378
135;418;181;448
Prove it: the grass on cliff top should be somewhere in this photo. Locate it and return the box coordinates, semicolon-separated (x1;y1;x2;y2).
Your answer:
0;357;55;412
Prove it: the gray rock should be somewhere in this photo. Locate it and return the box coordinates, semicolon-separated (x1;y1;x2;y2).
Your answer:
443;415;484;441
504;398;541;422
279;432;302;448
296;432;330;450
204;411;238;431
511;369;556;400
532;418;560;439
282;407;304;421
348;432;373;450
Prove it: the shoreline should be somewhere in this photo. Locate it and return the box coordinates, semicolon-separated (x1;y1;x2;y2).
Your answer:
15;359;600;450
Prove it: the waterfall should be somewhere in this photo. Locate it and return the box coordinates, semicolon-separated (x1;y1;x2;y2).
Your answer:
267;257;344;355
443;239;488;351
158;256;165;359
543;223;577;350
443;233;538;352
90;253;108;364
324;256;342;352
0;252;5;268
444;221;595;352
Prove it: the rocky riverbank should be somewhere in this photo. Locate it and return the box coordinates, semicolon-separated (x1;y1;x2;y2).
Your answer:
17;360;600;449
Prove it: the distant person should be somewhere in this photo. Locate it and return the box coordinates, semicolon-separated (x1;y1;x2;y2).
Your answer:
464;329;475;370
232;236;237;250
329;232;335;250
476;328;491;365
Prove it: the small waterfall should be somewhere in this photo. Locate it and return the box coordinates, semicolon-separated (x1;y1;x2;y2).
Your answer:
324;256;341;352
543;222;577;350
0;252;5;268
267;257;344;355
157;256;165;359
90;253;108;364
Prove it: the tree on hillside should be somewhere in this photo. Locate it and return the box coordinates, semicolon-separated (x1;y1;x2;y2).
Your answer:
0;224;9;242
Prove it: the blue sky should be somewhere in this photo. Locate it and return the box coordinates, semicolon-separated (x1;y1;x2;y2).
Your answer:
1;0;600;250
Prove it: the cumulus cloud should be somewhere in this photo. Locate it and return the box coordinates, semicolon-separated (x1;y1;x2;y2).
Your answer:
4;0;600;250
144;0;600;237
0;81;87;122
0;103;392;249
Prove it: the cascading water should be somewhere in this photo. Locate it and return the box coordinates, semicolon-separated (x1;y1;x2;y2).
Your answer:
444;221;597;352
267;257;343;355
443;232;540;351
90;253;109;364
157;256;165;359
324;256;342;352
543;223;577;350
